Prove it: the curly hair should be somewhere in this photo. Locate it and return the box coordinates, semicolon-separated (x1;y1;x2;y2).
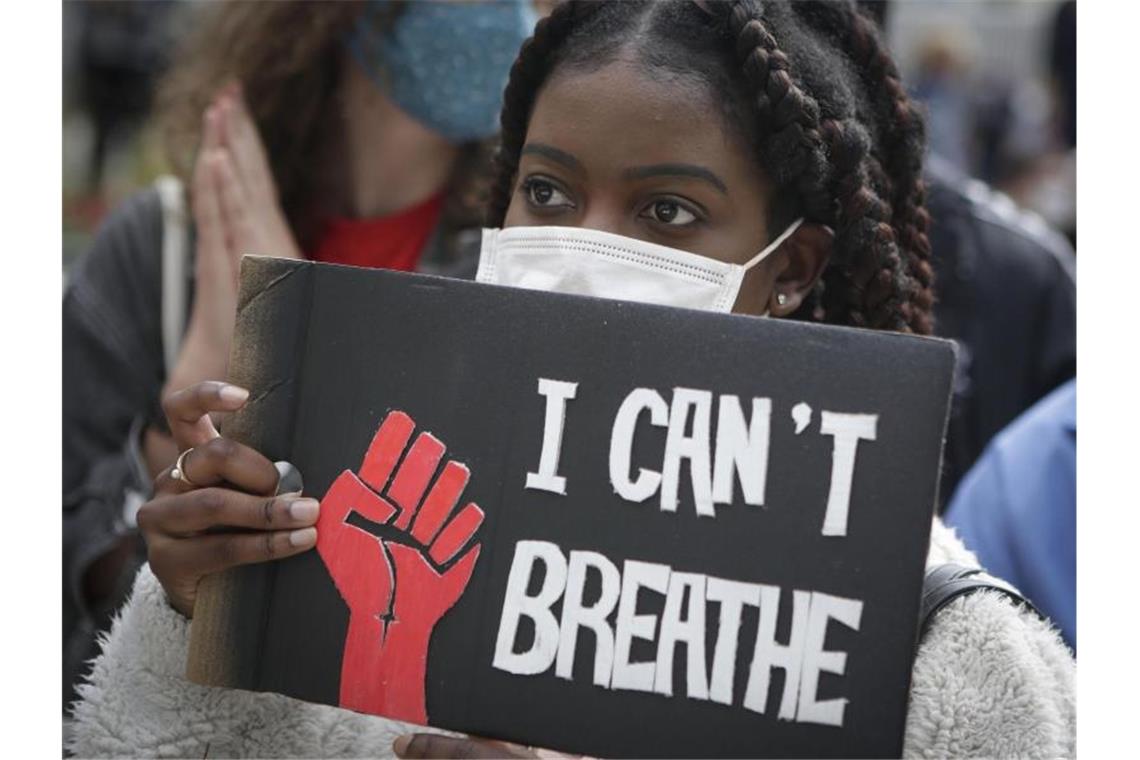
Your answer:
155;0;490;253
487;0;935;334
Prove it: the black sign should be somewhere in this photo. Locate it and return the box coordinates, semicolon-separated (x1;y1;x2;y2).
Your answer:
188;256;955;759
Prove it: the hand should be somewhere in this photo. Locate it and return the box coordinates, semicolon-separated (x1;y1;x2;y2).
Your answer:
162;84;301;400
213;82;302;262
137;381;320;617
161;100;243;399
317;410;484;723
393;734;580;759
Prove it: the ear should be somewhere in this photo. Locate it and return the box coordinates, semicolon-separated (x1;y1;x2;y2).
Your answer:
769;223;832;316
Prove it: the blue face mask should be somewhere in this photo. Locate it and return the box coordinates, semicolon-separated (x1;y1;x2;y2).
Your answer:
348;0;537;143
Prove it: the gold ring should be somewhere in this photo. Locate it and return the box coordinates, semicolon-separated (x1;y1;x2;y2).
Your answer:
170;448;202;488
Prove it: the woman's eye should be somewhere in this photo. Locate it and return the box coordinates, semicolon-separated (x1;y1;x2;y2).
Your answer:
523;178;572;208
646;199;698;226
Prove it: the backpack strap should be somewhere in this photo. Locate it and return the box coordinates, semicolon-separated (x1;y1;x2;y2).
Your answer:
919;563;1045;640
154;174;190;376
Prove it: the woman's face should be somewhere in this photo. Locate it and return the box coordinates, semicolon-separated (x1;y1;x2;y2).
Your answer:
503;59;828;316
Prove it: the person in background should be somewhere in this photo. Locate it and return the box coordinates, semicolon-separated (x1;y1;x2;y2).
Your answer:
910;31;973;176
70;0;178;194
1014;0;1076;246
925;154;1076;505
1050;0;1076;153
944;379;1076;652
63;0;536;711
993;0;1076;244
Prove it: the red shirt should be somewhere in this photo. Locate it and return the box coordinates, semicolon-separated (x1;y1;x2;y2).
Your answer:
309;192;444;271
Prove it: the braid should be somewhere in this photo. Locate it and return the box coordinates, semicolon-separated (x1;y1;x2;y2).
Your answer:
728;0;913;332
487;1;593;226
819;117;913;330
729;1;831;220
839;4;935;333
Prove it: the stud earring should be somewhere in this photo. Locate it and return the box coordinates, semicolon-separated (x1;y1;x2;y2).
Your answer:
776;292;788;307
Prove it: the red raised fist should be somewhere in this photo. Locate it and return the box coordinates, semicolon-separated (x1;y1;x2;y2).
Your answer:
317;410;483;723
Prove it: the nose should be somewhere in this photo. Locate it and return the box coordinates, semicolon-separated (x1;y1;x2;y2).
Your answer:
578;204;636;240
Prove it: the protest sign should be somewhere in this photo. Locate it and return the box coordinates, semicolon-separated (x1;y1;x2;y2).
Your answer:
188;256;955;758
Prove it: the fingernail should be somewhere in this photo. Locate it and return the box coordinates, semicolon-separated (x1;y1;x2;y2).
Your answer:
288;527;317;548
218;384;249;404
393;735;411;757
289;498;319;522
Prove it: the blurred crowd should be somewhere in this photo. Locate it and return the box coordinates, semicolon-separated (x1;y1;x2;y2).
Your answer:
62;1;1077;757
893;0;1076;244
63;1;179;268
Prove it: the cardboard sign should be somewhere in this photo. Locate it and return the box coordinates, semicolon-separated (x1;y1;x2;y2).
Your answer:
188;256;955;759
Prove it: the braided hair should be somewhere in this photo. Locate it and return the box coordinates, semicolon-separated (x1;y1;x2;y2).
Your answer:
487;0;935;334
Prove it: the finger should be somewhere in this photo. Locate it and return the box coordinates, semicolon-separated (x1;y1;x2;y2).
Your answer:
359;411;415;492
428;502;484;566
156;436;280;496
162;381;249;449
214;93;234;147
201;102;222;152
163;526;318;578
394;733;528;760
212;148;255;254
138;490;319;537
388;431;446;530
208;150;246;284
193;146;229;272
410;461;469;545
227;87;277;199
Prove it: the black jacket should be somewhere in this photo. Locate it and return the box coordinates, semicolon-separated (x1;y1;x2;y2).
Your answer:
925;156;1076;505
63;189;166;711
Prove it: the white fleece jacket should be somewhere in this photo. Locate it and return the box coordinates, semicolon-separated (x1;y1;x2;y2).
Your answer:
68;519;1075;759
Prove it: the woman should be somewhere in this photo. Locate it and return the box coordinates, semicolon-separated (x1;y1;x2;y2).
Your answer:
63;0;536;709
69;2;1074;757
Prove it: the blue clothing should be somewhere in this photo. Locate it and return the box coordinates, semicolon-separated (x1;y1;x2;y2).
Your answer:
944;379;1075;651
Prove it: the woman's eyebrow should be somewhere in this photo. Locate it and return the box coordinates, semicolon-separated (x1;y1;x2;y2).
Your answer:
520;143;583;171
621;163;728;194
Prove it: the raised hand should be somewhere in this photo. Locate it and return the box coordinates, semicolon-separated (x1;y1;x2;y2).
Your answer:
317;411;484;723
161;102;244;400
213;82;301;262
158;84;302;467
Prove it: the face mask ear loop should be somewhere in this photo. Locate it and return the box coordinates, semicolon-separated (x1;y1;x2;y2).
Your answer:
742;217;804;270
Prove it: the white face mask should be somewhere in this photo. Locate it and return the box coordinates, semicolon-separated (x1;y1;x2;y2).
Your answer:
475;219;803;314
